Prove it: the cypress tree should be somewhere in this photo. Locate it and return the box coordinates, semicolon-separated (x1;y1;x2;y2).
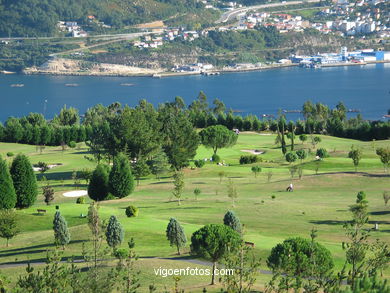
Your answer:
0;156;17;209
53;211;70;249
108;153;134;198
223;210;242;235
10;154;38;208
166;218;187;255
88;164;109;201
105;215;124;250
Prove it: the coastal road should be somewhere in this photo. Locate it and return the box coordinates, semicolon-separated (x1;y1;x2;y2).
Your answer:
49;32;151;57
0;31;151;42
216;0;321;23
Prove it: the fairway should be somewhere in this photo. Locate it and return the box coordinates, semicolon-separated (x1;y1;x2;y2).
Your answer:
0;132;389;292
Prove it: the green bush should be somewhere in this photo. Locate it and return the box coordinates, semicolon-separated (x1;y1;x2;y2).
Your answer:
239;155;261;164
68;141;77;148
194;159;205;168
316;148;329;158
114;248;129;259
76;197;85;204
211;153;221;164
6;152;14;157
125;205;139;217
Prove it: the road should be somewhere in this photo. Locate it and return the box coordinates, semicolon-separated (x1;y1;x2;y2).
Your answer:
216;0;321;23
0;32;150;42
49;32;150;56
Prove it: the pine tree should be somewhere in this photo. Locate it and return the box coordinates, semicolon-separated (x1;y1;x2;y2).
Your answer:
109;153;134;198
10;154;38;208
172;172;184;206
223;210;242;235
53;211;70;249
105;215;124;250
166;218;187;255
150;148;170;180
88;164;109;201
0;209;19;247
0;156;17;209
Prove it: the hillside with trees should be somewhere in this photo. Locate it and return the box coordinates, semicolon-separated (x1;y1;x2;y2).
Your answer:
0;0;210;37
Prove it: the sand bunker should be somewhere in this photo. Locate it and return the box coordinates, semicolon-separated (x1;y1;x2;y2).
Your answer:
33;164;61;172
241;149;264;155
63;190;88;198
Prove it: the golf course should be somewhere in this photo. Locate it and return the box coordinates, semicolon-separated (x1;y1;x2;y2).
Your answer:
0;131;389;292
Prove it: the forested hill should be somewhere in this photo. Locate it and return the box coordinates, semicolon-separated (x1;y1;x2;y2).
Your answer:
0;0;205;37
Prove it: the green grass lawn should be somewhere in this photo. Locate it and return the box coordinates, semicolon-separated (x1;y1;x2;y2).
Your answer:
0;133;389;291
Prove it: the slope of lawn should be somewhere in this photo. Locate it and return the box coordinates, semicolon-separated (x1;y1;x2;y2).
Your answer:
0;132;389;292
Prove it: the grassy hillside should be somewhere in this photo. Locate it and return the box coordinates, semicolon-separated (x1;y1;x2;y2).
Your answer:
0;133;389;291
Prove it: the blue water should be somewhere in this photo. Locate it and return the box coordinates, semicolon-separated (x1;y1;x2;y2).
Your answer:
0;63;389;122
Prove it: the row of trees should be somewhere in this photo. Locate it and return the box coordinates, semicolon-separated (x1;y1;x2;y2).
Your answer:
1;96;389;150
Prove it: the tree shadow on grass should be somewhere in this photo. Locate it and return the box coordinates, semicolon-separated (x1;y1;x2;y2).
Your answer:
309;220;346;225
370;211;390;216
150;181;171;185
368;220;390;225
37;171;74;181
0;240;85;255
166;207;207;210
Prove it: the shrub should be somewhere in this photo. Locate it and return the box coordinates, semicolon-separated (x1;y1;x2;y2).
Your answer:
114;248;129;259
285;152;298;164
316;148;329;158
68;141;76;148
211;153;221;164
194;159;205;168
6;152;14;157
239;155;260;164
125;205;139;217
76;197;85;204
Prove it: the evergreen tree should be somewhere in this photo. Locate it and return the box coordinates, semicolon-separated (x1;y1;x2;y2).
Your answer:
0;156;17;209
109;153;134;198
149;148;170;180
10;154;38;208
223;210;242;235
159;105;199;170
191;224;241;285
88;164;109;201
199;125;237;155
53;211;70;249
172;172;184;206
105;215;124;250
0;209;19;247
166;218;187;255
131;159;150;186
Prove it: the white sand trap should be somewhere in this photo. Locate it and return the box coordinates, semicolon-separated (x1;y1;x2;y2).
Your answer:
63;190;88;198
33;164;61;172
241;149;264;155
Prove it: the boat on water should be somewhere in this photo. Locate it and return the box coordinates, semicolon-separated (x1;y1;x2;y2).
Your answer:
283;109;301;113
120;83;134;86
383;114;390;119
10;84;24;87
201;71;220;76
152;74;161;78
1;70;16;74
65;83;79;87
347;109;361;113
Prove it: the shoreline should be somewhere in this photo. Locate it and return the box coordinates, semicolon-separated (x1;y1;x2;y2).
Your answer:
16;60;390;78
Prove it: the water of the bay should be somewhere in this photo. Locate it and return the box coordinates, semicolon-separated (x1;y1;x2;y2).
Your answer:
0;63;389;122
